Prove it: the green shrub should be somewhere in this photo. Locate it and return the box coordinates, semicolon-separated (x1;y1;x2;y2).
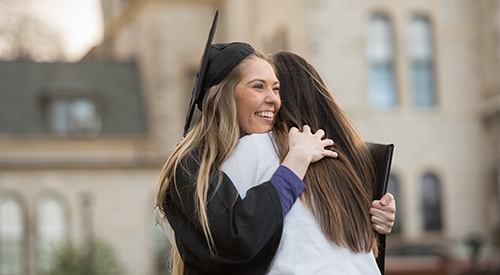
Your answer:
41;238;125;275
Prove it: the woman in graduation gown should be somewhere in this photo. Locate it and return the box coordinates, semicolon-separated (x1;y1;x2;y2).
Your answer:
154;13;337;274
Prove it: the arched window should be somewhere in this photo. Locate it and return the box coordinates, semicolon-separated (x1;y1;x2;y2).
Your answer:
421;172;443;231
0;196;25;275
387;174;402;233
36;194;67;271
408;15;435;107
366;13;397;108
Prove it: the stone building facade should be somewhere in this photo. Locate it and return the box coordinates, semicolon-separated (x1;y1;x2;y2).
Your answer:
1;0;499;274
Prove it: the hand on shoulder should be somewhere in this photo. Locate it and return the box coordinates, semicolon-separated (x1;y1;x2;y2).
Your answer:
282;125;338;180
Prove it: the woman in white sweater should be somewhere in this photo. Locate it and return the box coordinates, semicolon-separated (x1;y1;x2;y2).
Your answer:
221;51;396;274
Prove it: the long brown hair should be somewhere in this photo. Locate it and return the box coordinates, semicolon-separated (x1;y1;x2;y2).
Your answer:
272;51;378;256
154;51;271;274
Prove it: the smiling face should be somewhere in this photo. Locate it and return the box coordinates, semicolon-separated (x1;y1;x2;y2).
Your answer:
234;57;281;136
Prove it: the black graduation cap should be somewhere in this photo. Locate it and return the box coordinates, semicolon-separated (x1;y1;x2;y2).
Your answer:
183;11;255;135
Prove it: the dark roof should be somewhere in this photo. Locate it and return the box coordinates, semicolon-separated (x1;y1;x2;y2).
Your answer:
0;61;147;136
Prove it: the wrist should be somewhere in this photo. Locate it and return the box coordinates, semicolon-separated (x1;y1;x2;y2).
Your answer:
281;148;309;180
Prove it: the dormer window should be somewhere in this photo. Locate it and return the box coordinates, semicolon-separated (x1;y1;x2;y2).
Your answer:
44;95;101;137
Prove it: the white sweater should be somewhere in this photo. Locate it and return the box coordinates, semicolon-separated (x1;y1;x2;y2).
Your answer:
221;133;381;275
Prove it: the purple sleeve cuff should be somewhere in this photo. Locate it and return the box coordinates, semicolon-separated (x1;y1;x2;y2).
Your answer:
270;165;306;217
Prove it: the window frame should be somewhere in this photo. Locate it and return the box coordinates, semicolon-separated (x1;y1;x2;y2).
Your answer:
41;92;102;138
365;12;398;109
421;172;443;232
0;194;27;275
408;15;436;108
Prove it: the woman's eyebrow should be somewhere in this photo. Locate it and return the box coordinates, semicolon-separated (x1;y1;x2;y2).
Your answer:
246;79;279;85
246;78;265;84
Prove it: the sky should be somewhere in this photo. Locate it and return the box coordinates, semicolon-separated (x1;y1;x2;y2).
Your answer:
28;0;103;61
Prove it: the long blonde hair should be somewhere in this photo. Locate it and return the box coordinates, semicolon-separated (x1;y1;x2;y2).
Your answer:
154;52;270;274
272;51;378;256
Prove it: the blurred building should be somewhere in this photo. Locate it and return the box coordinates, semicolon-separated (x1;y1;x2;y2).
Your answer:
0;60;166;274
0;0;499;275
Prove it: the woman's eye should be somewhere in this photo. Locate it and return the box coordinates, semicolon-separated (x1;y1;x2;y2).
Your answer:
273;87;280;93
253;84;264;89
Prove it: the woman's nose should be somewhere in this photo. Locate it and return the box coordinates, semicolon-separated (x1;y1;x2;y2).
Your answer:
265;88;280;104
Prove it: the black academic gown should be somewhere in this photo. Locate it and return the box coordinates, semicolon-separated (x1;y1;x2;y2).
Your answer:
162;151;284;275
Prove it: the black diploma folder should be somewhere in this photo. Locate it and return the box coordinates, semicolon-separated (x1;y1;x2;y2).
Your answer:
367;142;395;275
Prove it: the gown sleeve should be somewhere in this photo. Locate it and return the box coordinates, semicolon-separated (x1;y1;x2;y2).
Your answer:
162;152;284;275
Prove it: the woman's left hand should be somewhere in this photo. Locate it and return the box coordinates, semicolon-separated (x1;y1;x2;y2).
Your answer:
370;193;396;235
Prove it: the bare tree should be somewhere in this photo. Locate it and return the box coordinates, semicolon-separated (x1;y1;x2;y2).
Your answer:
0;0;66;61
